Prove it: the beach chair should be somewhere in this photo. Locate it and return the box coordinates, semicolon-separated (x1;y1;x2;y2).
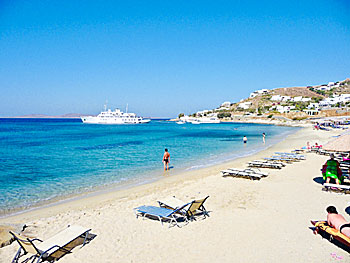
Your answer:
225;168;268;176
322;183;350;194
134;203;190;228
221;169;264;180
275;155;304;161
275;152;306;160
292;149;305;154
243;168;269;177
10;225;91;263
266;157;295;163
311;220;350;248
158;196;210;220
248;161;283;169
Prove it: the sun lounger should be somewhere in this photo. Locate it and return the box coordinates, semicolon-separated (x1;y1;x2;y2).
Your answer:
10;225;91;263
221;169;263;180
322;183;350;194
222;168;268;179
264;157;294;163
248;160;283;169
228;167;269;176
311;220;350;248
275;152;305;157
250;160;285;165
274;155;305;161
292;149;306;153
158;196;210;220
275;152;306;159
271;156;297;162
243;168;269;177
134;203;190;228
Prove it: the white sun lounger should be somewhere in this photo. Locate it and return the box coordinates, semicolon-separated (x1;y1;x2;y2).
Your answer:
242;168;269;177
275;152;306;159
248;161;283;169
221;169;263;180
322;183;350;194
226;168;269;177
265;157;294;163
10;225;91;263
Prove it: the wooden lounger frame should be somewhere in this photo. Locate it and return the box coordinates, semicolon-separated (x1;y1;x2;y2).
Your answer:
311;220;350;249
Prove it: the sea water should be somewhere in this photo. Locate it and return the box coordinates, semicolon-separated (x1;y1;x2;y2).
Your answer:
0;118;299;214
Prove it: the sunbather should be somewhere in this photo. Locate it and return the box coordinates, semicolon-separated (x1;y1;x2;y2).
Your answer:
326;206;350;238
322;154;343;185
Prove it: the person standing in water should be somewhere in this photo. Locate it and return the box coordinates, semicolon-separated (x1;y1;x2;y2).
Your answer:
262;133;266;144
243;136;247;144
162;148;170;171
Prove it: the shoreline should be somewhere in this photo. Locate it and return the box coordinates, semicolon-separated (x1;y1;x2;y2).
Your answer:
1;126;349;262
0;125;299;218
0;126;313;223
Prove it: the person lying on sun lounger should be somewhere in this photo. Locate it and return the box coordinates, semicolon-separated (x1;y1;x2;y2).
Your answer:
322;154;343;185
326;206;350;238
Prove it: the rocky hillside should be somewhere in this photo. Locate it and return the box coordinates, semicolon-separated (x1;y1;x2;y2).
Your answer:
230;78;350;112
274;87;323;98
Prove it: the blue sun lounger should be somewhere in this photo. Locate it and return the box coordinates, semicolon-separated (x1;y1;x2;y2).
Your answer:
134;203;190;228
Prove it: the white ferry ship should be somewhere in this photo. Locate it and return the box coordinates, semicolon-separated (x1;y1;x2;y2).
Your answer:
81;105;151;124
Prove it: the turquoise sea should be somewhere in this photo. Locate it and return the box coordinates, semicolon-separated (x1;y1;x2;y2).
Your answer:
0;118;299;214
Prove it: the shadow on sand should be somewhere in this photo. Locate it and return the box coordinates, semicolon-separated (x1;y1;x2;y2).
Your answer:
345;206;350;216
308;226;350;253
313;176;324;185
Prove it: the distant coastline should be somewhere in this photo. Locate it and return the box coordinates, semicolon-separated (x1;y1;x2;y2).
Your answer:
0;114;171;120
0;114;83;119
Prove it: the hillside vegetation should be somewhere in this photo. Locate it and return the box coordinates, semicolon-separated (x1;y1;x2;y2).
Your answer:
213;78;350;120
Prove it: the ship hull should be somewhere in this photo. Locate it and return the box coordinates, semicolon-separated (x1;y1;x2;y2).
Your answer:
81;116;151;124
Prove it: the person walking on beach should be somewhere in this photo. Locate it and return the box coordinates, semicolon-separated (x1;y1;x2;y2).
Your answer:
162;148;170;171
243;136;247;144
325;206;350;238
262;133;266;144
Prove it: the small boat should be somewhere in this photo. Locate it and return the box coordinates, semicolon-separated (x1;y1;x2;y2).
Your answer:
190;120;201;124
176;121;185;124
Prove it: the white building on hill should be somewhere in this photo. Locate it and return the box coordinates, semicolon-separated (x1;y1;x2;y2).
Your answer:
292;96;303;102
301;97;311;102
316;86;332;91
250;89;270;98
319;94;350;107
271;95;283;101
238;102;252;110
270;105;295;113
291;96;311;102
270;95;292;102
308;103;320;110
220;101;231;108
282;96;291;102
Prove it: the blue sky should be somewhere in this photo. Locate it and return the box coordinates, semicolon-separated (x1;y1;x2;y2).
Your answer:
0;0;349;117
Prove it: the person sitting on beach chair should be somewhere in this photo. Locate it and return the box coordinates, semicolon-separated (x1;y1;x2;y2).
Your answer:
322;154;343;185
326;206;350;238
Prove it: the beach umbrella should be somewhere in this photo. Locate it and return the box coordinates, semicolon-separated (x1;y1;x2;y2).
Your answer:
323;134;350;152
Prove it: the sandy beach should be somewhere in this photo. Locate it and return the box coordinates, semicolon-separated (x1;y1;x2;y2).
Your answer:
1;126;349;263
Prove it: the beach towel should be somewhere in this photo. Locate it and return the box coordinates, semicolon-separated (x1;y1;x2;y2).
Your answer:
312;221;350;247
